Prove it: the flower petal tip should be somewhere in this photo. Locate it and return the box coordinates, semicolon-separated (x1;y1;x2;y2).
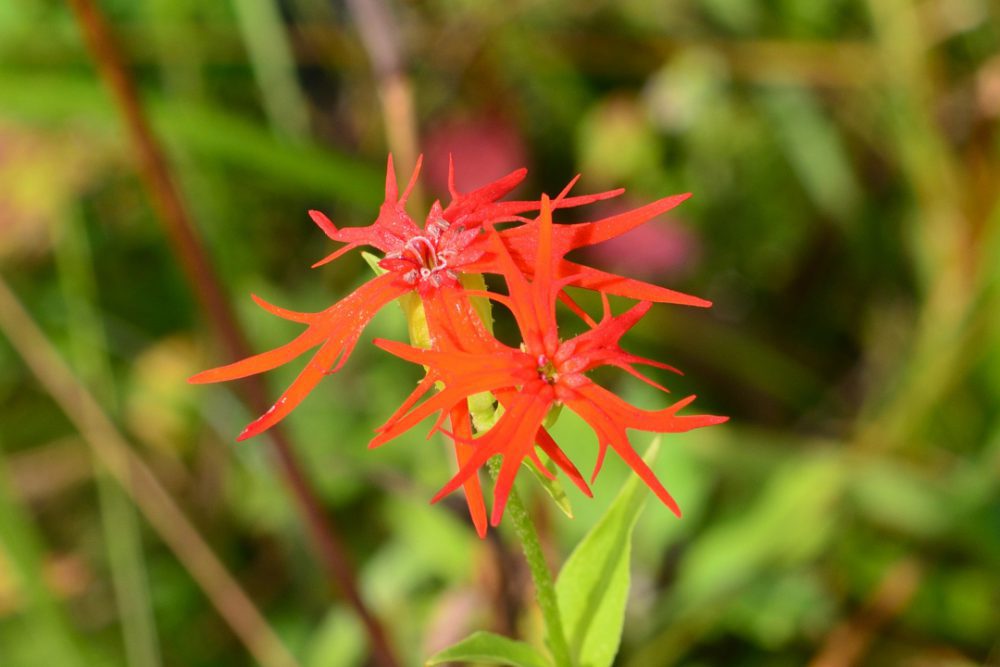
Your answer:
237;417;272;442
187;370;214;384
308;210;338;238
368;431;392;449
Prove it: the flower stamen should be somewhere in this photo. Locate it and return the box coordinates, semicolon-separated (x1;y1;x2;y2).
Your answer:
537;354;559;384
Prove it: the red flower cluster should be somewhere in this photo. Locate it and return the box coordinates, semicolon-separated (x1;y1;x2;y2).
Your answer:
191;157;726;536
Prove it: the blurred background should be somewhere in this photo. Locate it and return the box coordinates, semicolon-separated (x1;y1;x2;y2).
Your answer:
1;0;998;665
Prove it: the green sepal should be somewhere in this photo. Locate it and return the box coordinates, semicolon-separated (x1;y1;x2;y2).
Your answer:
542;401;564;430
471;393;503;434
360;250;384;276
524;454;574;519
459;271;495;334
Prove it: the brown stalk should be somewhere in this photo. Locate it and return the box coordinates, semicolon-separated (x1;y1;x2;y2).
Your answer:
346;0;422;210
808;559;923;667
0;276;299;667
64;2;400;666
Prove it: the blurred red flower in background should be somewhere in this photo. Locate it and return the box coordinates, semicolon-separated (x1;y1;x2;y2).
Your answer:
423;115;529;195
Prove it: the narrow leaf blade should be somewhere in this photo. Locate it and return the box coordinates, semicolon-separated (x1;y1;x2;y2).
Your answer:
555;439;660;667
425;631;553;667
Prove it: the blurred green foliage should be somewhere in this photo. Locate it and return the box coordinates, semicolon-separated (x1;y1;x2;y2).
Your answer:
1;0;998;666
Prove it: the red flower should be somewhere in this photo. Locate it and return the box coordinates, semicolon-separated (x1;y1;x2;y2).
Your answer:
372;196;727;527
190;155;721;534
189;157;704;441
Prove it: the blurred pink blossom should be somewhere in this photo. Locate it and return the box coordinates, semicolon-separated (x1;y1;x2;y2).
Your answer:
423;115;528;195
582;198;701;280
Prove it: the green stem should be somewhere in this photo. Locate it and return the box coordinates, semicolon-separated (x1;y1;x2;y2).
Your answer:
393;267;571;664
488;458;573;667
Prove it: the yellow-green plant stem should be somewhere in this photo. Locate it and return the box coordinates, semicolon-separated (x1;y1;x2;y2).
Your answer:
488;458;573;667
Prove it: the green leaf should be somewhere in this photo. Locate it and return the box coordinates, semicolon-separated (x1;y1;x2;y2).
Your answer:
425;631;553;667
555;439;659;667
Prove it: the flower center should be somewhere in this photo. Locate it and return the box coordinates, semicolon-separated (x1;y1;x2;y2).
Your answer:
404;235;445;270
537;354;559;385
393;233;457;287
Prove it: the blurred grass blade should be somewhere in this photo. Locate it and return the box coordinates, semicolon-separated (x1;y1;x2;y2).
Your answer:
0;275;302;667
0;72;382;207
53;207;163;667
144;0;206;98
230;0;311;141
95;474;162;667
760;87;861;228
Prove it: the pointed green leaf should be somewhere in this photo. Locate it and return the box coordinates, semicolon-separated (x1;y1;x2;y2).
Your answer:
555;439;660;667
360;251;385;276
425;631;553;667
525;454;574;519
